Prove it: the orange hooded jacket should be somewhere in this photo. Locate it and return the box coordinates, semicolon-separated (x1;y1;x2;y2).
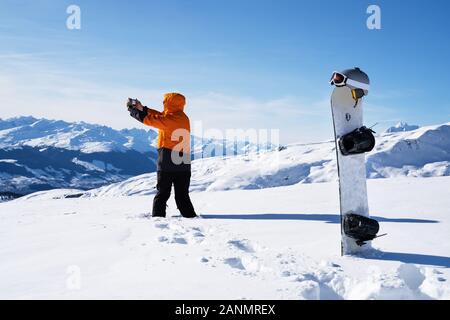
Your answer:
143;93;191;154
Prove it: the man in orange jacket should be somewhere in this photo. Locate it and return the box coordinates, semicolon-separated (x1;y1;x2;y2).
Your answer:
127;93;197;218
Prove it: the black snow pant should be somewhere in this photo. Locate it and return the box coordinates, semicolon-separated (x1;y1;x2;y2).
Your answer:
152;171;197;218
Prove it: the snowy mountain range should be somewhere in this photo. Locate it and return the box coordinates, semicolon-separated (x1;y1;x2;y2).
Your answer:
0;117;157;196
0;116;272;196
19;121;450;199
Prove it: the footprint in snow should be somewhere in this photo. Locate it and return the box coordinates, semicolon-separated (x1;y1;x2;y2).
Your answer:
200;257;209;263
154;222;169;229
157;232;189;244
224;257;246;270
154;218;203;245
227;239;256;253
171;237;188;244
281;270;293;277
189;231;205;243
158;236;169;243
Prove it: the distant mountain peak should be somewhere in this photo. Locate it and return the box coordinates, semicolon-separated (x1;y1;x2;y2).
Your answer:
4;115;38;122
0;115;39;129
385;122;420;133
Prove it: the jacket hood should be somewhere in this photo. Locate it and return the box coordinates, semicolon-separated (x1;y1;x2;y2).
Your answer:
163;93;185;113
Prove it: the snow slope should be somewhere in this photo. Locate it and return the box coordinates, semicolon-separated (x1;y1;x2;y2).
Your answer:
82;122;450;197
1;177;449;299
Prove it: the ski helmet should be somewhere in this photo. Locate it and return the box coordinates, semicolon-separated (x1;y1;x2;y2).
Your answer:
330;67;370;95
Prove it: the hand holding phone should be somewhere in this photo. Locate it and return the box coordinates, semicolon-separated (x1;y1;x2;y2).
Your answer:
127;98;143;111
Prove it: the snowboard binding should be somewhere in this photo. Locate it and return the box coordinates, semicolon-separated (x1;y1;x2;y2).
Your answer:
339;126;376;156
343;213;382;246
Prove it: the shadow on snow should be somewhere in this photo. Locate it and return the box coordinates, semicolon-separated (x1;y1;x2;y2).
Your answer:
361;250;450;268
201;213;438;224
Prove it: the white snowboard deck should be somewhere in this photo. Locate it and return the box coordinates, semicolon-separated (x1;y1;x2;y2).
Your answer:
331;86;371;255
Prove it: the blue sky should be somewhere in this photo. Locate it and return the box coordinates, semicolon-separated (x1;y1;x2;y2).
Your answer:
1;0;450;143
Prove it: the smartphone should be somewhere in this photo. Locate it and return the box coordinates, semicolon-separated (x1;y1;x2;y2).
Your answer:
127;98;138;108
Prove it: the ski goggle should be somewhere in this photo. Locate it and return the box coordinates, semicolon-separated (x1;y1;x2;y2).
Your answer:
330;72;347;87
330;71;370;91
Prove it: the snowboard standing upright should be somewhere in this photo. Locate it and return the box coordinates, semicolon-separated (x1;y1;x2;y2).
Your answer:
330;68;380;255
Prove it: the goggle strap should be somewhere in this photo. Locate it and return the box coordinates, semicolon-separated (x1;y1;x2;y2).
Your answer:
346;78;370;91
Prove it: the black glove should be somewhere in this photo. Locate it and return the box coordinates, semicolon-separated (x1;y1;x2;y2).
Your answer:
129;106;149;123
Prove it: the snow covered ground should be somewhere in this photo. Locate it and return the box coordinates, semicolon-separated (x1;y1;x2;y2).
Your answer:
1;176;449;300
